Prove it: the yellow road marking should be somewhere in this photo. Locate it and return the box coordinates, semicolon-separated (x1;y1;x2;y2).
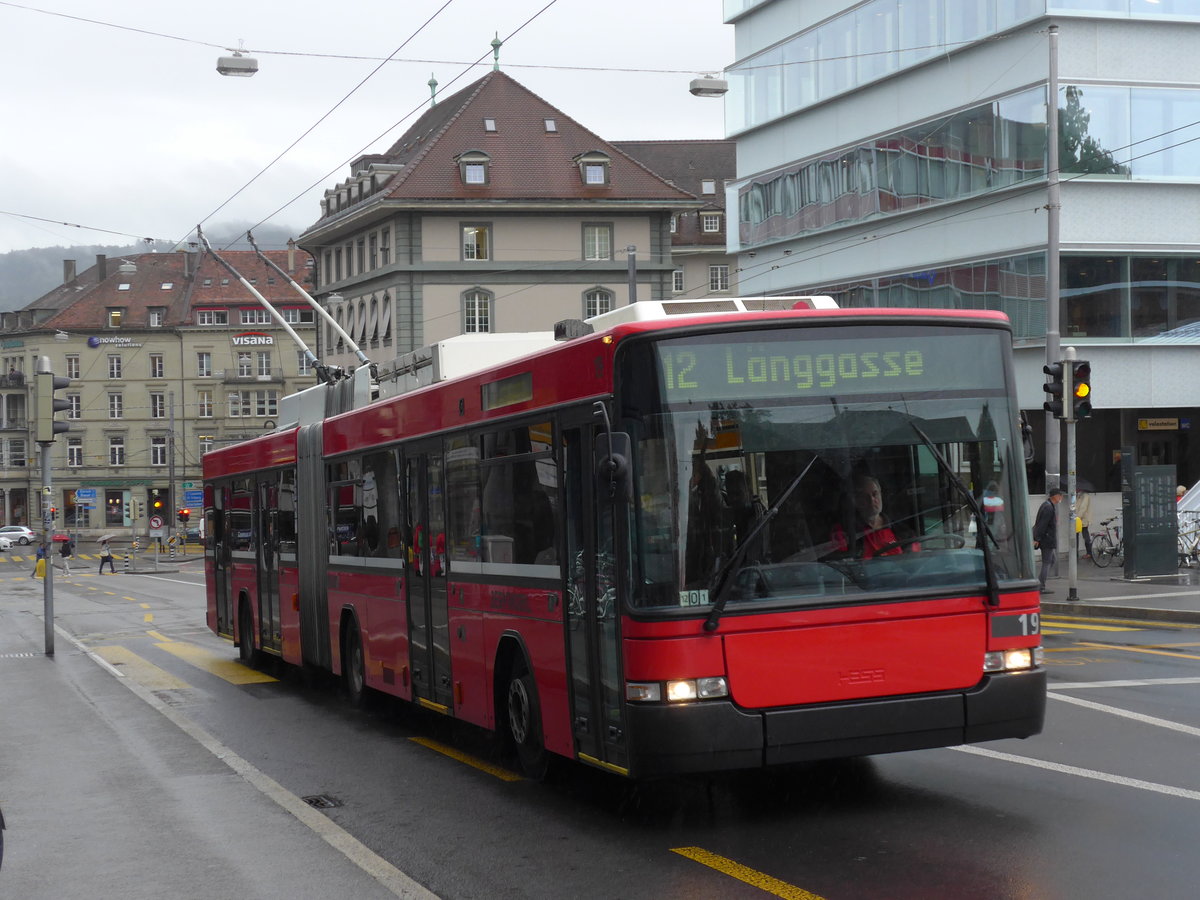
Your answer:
154;641;278;684
1043;622;1140;632
147;629;170;642
92;646;189;691
1075;641;1200;662
408;737;522;782
1045;615;1200;630
140;603;151;609
671;847;826;900
144;614;154;623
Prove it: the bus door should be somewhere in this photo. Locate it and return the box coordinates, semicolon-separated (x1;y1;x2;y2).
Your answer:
210;485;233;637
563;419;627;772
256;476;282;654
404;444;453;710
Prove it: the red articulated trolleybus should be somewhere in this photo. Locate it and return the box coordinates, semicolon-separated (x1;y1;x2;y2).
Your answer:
204;296;1046;779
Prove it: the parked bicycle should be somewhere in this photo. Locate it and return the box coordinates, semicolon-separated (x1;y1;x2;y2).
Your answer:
1178;526;1200;568
1092;517;1124;568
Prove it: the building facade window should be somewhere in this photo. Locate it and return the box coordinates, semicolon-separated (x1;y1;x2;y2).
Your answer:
456;150;491;185
66;355;80;379
197;352;212;377
584;289;613;318
281;308;315;323
197;310;228;326
197;390;213;418
701;179;717;194
108;393;123;419
369;234;378;269
673;269;685;292
199;437;214;456
151;436;167;466
297;351;312;377
67;438;83;468
709;265;730;292
67;394;81;420
583;223;613;261
255;390;279;416
380;228;391;265
257;351;272;376
463;290;493;333
107;309;123;328
462;224;492;261
237;352;253;377
150;392;165;419
701;213;723;233
241;308;271;325
734;86;1047;250
108;355;122;379
108;437;125;466
149;353;164;378
149;308;165;327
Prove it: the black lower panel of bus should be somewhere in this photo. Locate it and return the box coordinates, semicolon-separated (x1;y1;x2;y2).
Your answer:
625;669;1046;777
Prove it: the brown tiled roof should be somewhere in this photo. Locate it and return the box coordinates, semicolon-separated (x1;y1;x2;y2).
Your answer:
613;140;735;211
28;249;313;331
330;71;699;208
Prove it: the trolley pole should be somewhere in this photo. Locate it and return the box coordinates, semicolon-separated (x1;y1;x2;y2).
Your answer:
1064;346;1080;601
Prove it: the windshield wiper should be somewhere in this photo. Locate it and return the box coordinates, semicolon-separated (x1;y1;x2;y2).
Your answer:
704;456;817;632
910;423;1001;607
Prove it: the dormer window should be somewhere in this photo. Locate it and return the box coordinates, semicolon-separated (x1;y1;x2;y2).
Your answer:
107;308;123;328
544;118;557;132
574;151;611;186
483;117;497;132
455;150;491;186
701;178;717;194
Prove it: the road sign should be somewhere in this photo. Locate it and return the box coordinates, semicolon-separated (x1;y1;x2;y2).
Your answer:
75;488;97;500
181;481;196;489
184;490;203;505
149;514;164;530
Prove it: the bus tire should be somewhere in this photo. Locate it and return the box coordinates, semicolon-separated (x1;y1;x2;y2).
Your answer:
343;618;368;708
505;660;549;780
238;600;259;668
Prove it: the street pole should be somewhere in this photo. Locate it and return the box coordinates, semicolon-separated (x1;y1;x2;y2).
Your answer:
1045;25;1062;502
1064;346;1079;601
169;392;177;545
40;442;54;656
626;245;638;304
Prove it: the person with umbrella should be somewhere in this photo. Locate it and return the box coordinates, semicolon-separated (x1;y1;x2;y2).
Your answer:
97;537;116;574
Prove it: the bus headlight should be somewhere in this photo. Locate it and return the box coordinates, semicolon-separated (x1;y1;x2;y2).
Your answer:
983;647;1041;673
626;677;729;703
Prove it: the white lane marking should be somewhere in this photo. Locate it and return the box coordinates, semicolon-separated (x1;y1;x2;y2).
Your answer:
1052;677;1200;690
1047;691;1200;738
58;624;437;898
55;625;125;677
954;746;1200;802
1070;588;1200;603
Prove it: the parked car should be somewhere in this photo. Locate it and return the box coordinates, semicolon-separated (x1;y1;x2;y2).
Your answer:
0;525;35;545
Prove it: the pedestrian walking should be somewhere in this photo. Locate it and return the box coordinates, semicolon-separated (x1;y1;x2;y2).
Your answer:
98;540;116;574
1033;488;1065;594
59;537;74;576
1076;488;1094;559
31;544;46;578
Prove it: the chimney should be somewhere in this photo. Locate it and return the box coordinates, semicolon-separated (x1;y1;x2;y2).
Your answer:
184;250;198;279
63;259;77;283
96;254;107;281
287;238;296;273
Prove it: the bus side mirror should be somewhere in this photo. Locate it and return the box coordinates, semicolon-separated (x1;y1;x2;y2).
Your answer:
595;432;632;502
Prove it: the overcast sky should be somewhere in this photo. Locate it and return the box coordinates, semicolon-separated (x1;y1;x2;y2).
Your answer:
0;0;732;254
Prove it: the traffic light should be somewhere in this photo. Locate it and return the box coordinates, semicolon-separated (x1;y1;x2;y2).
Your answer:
151;497;165;512
35;368;71;443
178;508;190;524
1071;360;1092;419
130;499;140;520
1042;362;1065;419
49;506;57;520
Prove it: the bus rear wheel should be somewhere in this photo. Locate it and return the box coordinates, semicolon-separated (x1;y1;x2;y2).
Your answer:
238;601;259;667
343;619;367;707
506;662;549;780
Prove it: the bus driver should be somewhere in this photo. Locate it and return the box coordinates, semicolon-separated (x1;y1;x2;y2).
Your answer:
829;474;916;559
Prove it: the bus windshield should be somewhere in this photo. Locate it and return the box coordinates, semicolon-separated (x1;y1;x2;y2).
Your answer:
619;323;1033;611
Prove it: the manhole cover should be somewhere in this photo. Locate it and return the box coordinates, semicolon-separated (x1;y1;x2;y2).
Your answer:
302;794;342;809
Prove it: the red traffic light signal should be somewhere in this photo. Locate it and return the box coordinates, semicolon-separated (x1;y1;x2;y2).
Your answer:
178;508;191;523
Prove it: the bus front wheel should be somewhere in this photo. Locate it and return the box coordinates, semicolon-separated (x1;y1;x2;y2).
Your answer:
506;662;549;780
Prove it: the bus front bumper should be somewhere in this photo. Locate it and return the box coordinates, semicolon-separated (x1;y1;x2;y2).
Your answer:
623;668;1046;778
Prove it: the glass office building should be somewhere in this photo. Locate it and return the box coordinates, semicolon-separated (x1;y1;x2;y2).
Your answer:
725;0;1200;490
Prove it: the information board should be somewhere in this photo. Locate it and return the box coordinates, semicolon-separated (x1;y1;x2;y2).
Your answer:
1122;465;1178;577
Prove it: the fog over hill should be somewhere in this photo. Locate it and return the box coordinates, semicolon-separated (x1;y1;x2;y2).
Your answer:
0;223;303;312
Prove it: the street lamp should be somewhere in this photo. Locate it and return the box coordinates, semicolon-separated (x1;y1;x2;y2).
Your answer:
689;74;728;98
217;47;258;77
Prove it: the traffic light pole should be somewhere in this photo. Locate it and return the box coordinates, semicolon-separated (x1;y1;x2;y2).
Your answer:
40;440;54;656
1064;346;1080;602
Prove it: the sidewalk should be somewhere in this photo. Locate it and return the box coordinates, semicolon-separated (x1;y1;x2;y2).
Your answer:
0;582;434;899
1038;553;1200;624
